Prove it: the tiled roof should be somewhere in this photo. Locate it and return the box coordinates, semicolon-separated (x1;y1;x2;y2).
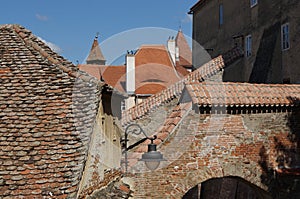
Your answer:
0;24;101;198
135;84;166;95
175;30;192;67
121;46;244;125
78;64;126;93
80;44;188;95
175;63;190;76
135;45;174;68
186;82;300;109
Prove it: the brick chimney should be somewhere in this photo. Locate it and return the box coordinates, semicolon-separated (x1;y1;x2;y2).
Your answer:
126;52;135;94
167;37;176;65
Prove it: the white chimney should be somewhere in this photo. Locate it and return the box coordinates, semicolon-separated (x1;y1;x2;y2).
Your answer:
175;46;179;62
126;53;135;94
167;37;176;65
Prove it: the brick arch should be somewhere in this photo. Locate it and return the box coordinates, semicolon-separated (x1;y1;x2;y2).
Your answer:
166;160;267;199
182;176;272;199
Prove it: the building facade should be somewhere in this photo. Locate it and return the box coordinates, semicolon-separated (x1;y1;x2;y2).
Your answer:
190;0;300;83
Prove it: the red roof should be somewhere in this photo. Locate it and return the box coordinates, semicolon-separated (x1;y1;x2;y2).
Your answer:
121;46;244;125
186;81;300;108
135;45;174;68
80;44;187;95
135;84;166;95
175;30;192;67
78;65;126;92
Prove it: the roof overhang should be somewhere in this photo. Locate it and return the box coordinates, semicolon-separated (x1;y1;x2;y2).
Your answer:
189;0;207;14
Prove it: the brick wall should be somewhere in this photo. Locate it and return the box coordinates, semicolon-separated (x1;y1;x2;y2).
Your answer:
129;110;299;198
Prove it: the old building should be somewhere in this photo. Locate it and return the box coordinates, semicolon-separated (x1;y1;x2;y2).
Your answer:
117;47;300;198
0;24;123;198
189;0;300;83
79;30;192;119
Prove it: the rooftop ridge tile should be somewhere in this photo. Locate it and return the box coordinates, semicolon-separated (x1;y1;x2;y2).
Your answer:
185;82;300;110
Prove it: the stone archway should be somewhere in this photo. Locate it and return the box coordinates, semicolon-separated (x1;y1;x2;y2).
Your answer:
182;176;272;199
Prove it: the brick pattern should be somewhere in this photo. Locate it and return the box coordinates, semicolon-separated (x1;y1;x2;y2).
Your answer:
0;25;100;198
130;111;297;198
121;46;243;126
78;169;124;198
186;81;300;109
124;102;192;172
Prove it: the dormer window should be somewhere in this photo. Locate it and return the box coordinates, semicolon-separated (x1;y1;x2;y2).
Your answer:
250;0;258;8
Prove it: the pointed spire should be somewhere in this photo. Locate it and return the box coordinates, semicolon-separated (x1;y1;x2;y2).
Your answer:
175;29;192;66
86;33;106;65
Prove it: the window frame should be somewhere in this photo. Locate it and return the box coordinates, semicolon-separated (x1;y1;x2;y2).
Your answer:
281;23;290;51
245;34;252;57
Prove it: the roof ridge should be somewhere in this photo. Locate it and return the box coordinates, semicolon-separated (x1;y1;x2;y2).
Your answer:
185;82;300;110
121;46;244;126
11;24;102;85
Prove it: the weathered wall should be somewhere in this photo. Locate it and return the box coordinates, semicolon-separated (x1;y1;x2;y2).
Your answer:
192;0;300;83
129;110;299;198
124;98;179;147
78;103;122;195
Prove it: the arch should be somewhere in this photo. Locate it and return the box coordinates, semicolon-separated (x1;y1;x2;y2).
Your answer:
182;176;272;199
168;160;267;198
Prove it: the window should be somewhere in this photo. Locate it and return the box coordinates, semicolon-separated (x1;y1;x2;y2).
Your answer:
245;35;252;57
219;4;223;25
250;0;258;7
281;23;290;50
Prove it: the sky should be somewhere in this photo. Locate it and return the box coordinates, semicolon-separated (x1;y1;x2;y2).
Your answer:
1;0;198;65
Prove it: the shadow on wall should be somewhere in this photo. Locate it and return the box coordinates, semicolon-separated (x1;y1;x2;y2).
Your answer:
182;176;271;199
259;97;300;198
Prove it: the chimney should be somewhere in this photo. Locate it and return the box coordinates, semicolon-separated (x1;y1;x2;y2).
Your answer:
175;46;179;62
167;37;176;65
126;52;135;94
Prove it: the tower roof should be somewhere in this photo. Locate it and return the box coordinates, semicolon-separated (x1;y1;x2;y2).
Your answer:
175;30;192;66
86;35;106;65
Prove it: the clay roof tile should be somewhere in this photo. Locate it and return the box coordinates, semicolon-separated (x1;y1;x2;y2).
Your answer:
0;24;101;198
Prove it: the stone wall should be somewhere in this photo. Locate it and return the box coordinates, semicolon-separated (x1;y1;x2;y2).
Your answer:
129;110;299;198
192;0;300;83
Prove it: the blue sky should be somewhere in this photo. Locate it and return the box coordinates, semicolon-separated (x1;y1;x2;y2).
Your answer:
1;0;197;64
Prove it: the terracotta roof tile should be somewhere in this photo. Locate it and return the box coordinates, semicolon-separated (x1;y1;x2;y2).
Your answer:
79;45;185;95
121;46;243;125
0;24;101;198
185;82;300;110
135;45;173;67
